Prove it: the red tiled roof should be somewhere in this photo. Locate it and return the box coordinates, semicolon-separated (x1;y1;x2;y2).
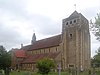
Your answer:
20;45;32;50
22;51;60;64
21;34;61;51
15;50;26;58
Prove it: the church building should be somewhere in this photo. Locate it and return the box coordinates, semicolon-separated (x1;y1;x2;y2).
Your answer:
11;11;91;71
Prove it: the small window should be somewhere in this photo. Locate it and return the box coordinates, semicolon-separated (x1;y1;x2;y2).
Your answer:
56;47;57;51
70;21;72;24
44;49;45;53
74;20;76;23
69;64;74;67
40;50;41;53
70;34;72;39
66;22;68;25
49;48;50;52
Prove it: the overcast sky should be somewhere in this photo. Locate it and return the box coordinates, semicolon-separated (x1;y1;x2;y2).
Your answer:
0;0;100;57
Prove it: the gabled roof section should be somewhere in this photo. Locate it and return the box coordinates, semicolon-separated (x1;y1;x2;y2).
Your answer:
69;11;79;17
15;50;26;58
64;11;79;21
22;51;61;63
20;45;32;50
21;34;61;51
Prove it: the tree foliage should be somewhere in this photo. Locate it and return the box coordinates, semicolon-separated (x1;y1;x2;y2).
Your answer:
91;13;100;41
92;47;100;67
36;58;55;75
0;45;11;75
0;45;11;70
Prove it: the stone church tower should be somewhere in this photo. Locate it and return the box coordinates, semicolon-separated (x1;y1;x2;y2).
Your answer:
61;11;91;70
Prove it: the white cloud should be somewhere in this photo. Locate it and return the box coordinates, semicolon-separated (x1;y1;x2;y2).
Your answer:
25;0;100;20
0;0;100;57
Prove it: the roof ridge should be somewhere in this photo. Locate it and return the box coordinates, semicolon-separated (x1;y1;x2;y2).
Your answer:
36;34;61;42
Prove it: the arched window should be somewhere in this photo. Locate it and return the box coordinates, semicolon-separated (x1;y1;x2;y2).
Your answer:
70;34;72;39
70;21;72;24
66;22;68;25
74;19;76;23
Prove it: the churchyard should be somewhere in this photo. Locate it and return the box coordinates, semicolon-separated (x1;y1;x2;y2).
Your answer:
9;70;91;75
10;71;68;75
9;69;100;75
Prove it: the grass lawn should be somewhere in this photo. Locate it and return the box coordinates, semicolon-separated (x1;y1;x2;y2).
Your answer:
10;70;100;75
33;72;68;75
10;71;69;75
96;71;100;75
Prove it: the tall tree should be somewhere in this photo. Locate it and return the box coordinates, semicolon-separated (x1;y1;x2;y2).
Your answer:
0;45;11;75
91;13;100;41
90;13;100;67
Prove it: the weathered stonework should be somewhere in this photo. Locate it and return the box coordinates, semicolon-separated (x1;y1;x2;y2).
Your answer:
61;11;91;70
